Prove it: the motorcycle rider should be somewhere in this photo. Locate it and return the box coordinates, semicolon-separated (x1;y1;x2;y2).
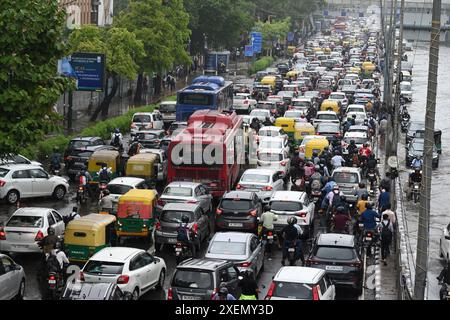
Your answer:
177;215;197;258
76;166;93;198
359;202;380;231
331;150;345;169
409;168;422;187
48;242;70;277
38;227;58;256
98;189;114;214
281;217;303;266
64;207;81;226
359;143;372;174
212;285;236;301
343;117;353;133
347;140;359;159
411;155;423;170
437;262;450;300
332;206;351;234
259;205;278;260
128;135;142;157
238;270;259;300
354;182;369;200
49;147;62;174
312;151;320;166
250;118;261;133
97;164;112;184
262;116;273;126
110;128;124;152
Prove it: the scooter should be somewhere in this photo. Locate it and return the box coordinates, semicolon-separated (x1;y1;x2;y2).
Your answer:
367;168;377;193
47;271;64;300
76;185;88;204
261;229;276;259
174;241;194;265
286;240;298;266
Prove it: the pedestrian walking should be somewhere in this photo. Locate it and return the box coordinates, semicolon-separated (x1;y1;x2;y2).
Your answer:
380;214;394;265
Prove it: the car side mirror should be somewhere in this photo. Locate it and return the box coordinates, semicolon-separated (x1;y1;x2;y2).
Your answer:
445;235;450;240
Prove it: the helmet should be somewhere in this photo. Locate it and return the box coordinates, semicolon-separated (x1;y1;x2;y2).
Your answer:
361;193;369;200
336;206;346;214
55;241;62;250
264;205;271;212
47;227;55;235
415;155;420;159
181;215;190;223
115;128;120;134
218;286;229;296
363;143;369;148
340;195;347;202
315;165;320;171
352;114;356;118
312;151;319;157
363;119;368;123
103;189;110;196
288;216;297;225
334;150;341;155
350;140;355;145
365;202;373;210
242;270;253;278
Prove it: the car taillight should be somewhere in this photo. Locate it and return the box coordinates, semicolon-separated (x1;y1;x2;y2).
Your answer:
216;208;223;215
167;287;173;300
296;211;307;218
316;132;321;135
249;210;257;217
210;288;219;300
154;140;160;144
209;182;218;187
0;228;6;240
187;199;198;204
157;199;166;207
366;231;373;237
312;285;320;300
265;282;276;300
307;258;320;265
263;186;273;191
267;231;273;237
350;261;362;268
117;275;130;284
335;133;341;137
49;274;56;281
280;161;286;166
244;100;249;104
66;156;73;161
0;180;5;187
79;271;85;281
239;262;251;268
236;184;242;189
155;221;161;231
35;230;44;241
192;223;198;234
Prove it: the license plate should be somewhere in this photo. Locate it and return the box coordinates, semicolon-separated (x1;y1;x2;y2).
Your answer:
175;248;182;252
246;189;259;192
167;238;177;243
365;237;372;241
182;296;201;300
267;236;274;240
326;266;343;271
48;280;56;284
229;223;243;227
288;248;295;252
13;245;28;248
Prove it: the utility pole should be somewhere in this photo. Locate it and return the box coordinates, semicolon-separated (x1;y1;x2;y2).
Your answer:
414;0;441;300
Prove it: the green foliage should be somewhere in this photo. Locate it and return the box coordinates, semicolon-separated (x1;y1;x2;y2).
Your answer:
248;56;274;75
253;18;291;51
68;25;145;80
252;0;325;21
116;0;191;73
0;0;70;158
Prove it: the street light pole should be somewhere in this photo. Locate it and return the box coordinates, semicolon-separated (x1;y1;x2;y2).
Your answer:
414;0;441;300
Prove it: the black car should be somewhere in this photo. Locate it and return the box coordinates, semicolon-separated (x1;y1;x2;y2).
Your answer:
61;282;132;300
276;63;290;76
64;137;105;160
215;191;262;233
306;233;363;294
169;259;241;300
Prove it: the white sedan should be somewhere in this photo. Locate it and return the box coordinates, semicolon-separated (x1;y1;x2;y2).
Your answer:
232;93;257;113
80;247;166;300
440;223;450;262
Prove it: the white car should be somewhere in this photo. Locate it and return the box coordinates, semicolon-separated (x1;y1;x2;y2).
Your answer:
0;207;65;253
0;254;26;300
249;109;274;123
0;164;69;204
343;132;369;149
257;148;291;178
284;109;306;122
328;92;348;108
345;104;366;115
313;111;340;127
346;111;367;126
400;81;412;101
258;136;289;155
106;177;149;206
232;93;257;113
130;112;164;135
440;223;450;262
265;266;335;300
269;191;315;236
258;126;288;144
236;169;285;204
298;135;328;159
0;154;43;167
156;181;212;213
80;247;166;300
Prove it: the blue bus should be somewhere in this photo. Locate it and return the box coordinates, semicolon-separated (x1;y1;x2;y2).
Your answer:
175;76;233;121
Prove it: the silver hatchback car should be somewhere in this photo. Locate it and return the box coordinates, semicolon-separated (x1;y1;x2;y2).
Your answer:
0;254;26;300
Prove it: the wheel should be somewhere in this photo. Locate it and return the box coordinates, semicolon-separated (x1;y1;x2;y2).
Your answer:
53;185;66;200
6;190;19;205
132;288;139;300
156;269;165;290
15;279;25;300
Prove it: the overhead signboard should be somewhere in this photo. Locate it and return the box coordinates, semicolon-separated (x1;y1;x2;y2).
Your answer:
250;32;263;54
68;52;106;92
244;45;254;57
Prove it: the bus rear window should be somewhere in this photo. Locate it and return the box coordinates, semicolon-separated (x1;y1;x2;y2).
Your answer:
179;93;213;106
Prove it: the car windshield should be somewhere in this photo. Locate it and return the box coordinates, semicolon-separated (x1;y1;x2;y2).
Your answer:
107;184;133;195
258;153;282;162
161;211;194;223
329;94;344;100
132;115;151;123
284;111;303;118
250;111;268;117
72;150;94;158
411;142;423;152
318;114;337;120
234;95;247;100
272;282;312;299
83;261;124;275
70;140;92;149
241;174;270;183
220;199;253;211
137;133;157;140
259;130;280;137
270;201;303;212
159;104;176;112
172;270;213;289
304;92;318;98
163;186;193;197
400;83;412;91
292;101;310;108
318;124;339;132
347;107;364;113
259;140;283;149
315;246;356;260
344;137;367;145
208;241;247;255
0;168;9;178
332;172;359;184
7;215;43;228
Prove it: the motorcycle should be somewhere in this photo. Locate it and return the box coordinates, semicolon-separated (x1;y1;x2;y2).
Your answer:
412;182;420;203
47;271;65;300
286;240;298;266
367;169;377;193
401;119;410;133
261;229;276;258
310;188;322;203
98;181;108;198
174;241;194;265
76;185;88;204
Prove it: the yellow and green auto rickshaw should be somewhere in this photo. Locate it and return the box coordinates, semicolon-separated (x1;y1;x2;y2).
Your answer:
286;70;300;81
116;189;158;243
64;214;117;263
362;61;376;78
260;76;277;90
275;117;296;141
304;138;330;159
87;149;121;184
125;153;158;184
294;122;316;147
320;99;342;115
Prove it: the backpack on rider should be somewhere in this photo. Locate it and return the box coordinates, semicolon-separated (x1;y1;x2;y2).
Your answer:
113;134;121;147
381;220;393;242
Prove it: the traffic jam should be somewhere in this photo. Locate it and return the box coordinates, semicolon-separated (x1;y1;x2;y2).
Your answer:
0;16;390;301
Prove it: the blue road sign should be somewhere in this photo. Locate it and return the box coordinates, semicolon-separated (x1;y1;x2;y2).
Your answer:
251;32;263;54
323;10;328;17
68;52;105;92
287;32;294;42
245;45;254;57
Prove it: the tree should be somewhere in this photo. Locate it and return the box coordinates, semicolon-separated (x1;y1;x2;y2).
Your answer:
0;0;70;157
68;25;145;121
253;18;291;55
115;0;191;105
